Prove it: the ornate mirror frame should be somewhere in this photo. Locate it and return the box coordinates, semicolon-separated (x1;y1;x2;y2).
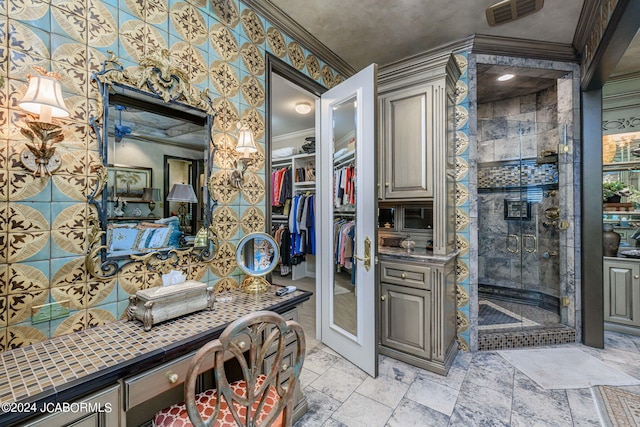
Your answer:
86;50;219;279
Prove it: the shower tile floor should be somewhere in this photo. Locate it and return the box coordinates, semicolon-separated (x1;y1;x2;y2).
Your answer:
478;297;561;332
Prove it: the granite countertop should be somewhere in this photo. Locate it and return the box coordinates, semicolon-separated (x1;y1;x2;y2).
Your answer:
0;286;312;426
378;246;458;263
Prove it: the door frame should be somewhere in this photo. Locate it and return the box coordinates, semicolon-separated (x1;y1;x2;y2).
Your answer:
265;53;326;339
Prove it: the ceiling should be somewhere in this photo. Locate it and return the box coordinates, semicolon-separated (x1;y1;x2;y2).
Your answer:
267;0;584;71
268;0;640;137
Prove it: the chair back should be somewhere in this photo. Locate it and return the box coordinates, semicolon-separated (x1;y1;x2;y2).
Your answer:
184;310;305;427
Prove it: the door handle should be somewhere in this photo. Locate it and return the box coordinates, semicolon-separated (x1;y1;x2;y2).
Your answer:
522;234;537;253
354;236;372;271
506;234;519;254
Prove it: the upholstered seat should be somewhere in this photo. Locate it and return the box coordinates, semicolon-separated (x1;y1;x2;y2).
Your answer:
152;311;305;427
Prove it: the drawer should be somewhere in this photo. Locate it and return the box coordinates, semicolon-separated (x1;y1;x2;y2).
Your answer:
124;351;216;410
265;308;299;351
380;261;431;289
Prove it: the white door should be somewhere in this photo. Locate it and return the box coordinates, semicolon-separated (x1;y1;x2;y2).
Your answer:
318;64;378;377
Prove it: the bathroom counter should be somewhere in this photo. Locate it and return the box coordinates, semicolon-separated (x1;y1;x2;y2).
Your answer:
378;246;458;264
0;286;312;427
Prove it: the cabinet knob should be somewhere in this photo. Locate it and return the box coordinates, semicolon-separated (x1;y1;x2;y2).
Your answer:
385;182;389;187
282;364;288;371
381;295;386;301
635;275;639;279
167;372;178;384
401;273;406;279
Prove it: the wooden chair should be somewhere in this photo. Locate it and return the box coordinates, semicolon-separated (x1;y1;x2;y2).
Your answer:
153;311;305;427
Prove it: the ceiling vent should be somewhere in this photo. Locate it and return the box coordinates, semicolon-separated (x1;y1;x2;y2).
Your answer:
486;0;544;26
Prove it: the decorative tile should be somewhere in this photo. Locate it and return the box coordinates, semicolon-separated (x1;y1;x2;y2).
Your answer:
240;8;265;44
266;26;286;58
169;2;207;46
209;23;239;62
209;0;239;27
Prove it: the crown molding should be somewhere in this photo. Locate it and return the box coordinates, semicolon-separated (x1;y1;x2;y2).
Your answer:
240;0;356;78
471;34;578;63
272;127;315;143
573;0;601;54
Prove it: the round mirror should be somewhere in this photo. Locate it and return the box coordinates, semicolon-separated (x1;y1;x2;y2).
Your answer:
236;232;279;293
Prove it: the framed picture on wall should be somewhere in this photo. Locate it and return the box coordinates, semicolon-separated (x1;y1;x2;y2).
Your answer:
504;199;531;220
108;165;152;200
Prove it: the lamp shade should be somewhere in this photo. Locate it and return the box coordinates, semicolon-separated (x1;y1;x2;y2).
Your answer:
18;75;69;122
142;187;160;201
236;125;257;158
166;183;198;203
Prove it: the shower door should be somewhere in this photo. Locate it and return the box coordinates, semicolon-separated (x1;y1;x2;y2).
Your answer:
477;120;562;333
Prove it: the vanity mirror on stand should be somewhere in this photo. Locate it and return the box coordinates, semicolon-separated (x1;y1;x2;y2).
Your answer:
237;233;279;294
86;51;218;278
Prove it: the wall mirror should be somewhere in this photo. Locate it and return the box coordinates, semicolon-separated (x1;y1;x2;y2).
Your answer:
236;232;279;294
87;52;218;278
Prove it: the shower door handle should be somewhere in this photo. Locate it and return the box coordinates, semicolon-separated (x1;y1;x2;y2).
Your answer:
522;234;537;253
506;234;519;254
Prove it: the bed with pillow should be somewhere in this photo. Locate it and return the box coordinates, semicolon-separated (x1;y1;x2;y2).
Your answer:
107;216;183;258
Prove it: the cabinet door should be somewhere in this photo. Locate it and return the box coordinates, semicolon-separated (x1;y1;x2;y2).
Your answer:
380;282;431;359
381;85;433;199
24;384;120;427
604;259;640;326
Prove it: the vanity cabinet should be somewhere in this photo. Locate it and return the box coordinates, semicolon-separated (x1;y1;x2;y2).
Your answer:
23;384;121;427
603;257;640;332
379;85;433;200
378;256;457;375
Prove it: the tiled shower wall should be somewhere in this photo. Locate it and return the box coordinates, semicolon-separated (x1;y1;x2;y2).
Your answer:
477;86;561;299
0;0;342;352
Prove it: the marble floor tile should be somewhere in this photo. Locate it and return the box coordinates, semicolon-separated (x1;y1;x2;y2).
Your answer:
304;347;345;375
294;388;342;427
331;392;394;427
356;375;410;409
309;366;365;402
405;375;459;416
565;388;601;426
378;354;421;384
510;371;574;426
293;330;640;427
386;398;450;427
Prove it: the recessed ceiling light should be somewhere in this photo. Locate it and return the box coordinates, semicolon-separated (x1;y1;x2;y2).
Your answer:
497;74;515;81
295;102;312;114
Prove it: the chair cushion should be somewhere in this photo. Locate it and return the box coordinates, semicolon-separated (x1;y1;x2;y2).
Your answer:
152;374;283;427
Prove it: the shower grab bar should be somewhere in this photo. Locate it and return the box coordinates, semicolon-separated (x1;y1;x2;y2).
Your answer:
506;234;519;254
522;234;537;253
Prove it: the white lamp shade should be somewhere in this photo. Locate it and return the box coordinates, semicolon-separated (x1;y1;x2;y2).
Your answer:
18;75;69;121
166;183;198;203
236;126;258;158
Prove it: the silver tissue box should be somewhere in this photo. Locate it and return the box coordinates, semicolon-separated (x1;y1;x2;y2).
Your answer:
127;280;214;331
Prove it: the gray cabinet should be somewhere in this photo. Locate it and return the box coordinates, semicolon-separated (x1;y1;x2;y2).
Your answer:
377;53;460;256
378;257;457;375
24;385;121;427
381;282;431;359
604;258;640;330
379;85;433;200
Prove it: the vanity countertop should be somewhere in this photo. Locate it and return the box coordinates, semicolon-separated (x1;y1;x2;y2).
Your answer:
378;246;458;264
0;286;312;427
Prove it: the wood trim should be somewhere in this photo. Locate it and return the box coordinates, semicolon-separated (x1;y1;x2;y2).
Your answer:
573;0;602;54
580;0;640;90
471;34;578;62
241;0;356;77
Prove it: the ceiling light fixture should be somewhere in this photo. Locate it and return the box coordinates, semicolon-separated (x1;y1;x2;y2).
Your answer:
497;74;515;81
295;102;312;115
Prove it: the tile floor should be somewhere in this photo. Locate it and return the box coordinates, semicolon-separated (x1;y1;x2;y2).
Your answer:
293;331;640;427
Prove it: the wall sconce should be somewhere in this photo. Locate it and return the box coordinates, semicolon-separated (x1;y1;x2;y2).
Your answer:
167;183;198;229
229;123;257;189
141;187;161;217
17;66;70;177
